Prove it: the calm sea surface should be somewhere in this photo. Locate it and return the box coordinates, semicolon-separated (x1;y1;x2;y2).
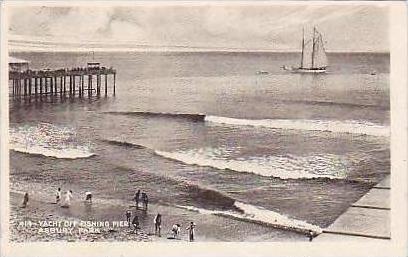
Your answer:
9;51;390;241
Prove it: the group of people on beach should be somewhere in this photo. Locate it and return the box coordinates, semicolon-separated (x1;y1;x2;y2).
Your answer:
171;222;196;241
125;210;196;241
21;188;90;208
133;190;149;210
128;190;197;241
55;188;76;208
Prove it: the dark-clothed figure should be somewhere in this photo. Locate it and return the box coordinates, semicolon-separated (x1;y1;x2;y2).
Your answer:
141;192;148;210
22;192;29;208
154;213;162;236
56;188;61;204
125;210;132;227
132;215;140;233
134;190;140;208
85;191;92;203
308;230;314;242
186;222;196;242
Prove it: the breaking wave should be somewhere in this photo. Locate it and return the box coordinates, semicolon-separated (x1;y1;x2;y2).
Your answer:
177;201;322;234
9;123;95;159
103;111;388;137
102;139;348;180
205;116;389;137
155;148;348;179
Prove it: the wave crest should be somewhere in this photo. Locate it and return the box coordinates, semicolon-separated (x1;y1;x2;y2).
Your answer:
155;148;347;179
177;201;322;234
205;116;389;137
104;110;388;137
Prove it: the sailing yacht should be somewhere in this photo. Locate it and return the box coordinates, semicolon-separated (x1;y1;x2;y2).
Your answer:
283;27;328;73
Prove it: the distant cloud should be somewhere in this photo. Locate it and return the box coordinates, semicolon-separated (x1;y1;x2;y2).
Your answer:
8;4;389;52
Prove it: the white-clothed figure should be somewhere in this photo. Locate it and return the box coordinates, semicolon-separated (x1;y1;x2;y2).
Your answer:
61;190;73;208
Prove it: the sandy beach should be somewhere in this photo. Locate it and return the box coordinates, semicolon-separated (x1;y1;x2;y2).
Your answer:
10;191;154;242
9;178;310;242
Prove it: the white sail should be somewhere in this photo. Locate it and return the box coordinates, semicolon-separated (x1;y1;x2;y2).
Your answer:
312;32;328;68
301;39;314;69
298;28;328;70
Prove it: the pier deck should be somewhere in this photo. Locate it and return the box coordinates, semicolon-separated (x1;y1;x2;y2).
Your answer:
315;175;390;242
9;66;116;100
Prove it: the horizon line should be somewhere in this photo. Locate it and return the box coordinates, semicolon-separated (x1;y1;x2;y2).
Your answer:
8;48;390;54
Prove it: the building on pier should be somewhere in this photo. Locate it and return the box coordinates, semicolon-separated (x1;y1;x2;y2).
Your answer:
9;57;29;72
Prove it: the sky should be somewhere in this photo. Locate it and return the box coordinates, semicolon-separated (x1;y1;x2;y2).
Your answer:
8;4;389;52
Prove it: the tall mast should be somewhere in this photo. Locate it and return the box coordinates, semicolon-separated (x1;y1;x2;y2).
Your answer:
311;27;316;68
300;27;305;68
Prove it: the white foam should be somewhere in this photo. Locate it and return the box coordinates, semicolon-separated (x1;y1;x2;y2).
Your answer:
9;123;94;159
11;146;95;159
205;115;389;137
155;149;347;179
177;201;322;234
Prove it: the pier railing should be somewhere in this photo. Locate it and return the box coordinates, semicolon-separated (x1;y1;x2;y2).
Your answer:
9;66;116;100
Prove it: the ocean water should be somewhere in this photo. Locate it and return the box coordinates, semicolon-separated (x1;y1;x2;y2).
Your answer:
9;51;390;240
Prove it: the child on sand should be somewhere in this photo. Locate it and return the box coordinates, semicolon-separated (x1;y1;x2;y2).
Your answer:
171;224;181;239
85;191;92;203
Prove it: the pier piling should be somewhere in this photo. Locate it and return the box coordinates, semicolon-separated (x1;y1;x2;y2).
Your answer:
9;65;116;101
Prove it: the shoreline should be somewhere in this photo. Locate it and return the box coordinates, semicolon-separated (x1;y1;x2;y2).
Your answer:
9;181;309;242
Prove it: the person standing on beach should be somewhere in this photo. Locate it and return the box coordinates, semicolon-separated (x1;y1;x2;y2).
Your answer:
154;213;162;237
134;190;140;209
61;190;73;208
126;210;132;227
22;192;29;208
142;192;148;210
186;222;196;242
132;215;140;233
308;230;315;242
55;188;61;204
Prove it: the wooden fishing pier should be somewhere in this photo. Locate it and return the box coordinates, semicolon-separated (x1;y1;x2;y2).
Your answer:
9;59;116;100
